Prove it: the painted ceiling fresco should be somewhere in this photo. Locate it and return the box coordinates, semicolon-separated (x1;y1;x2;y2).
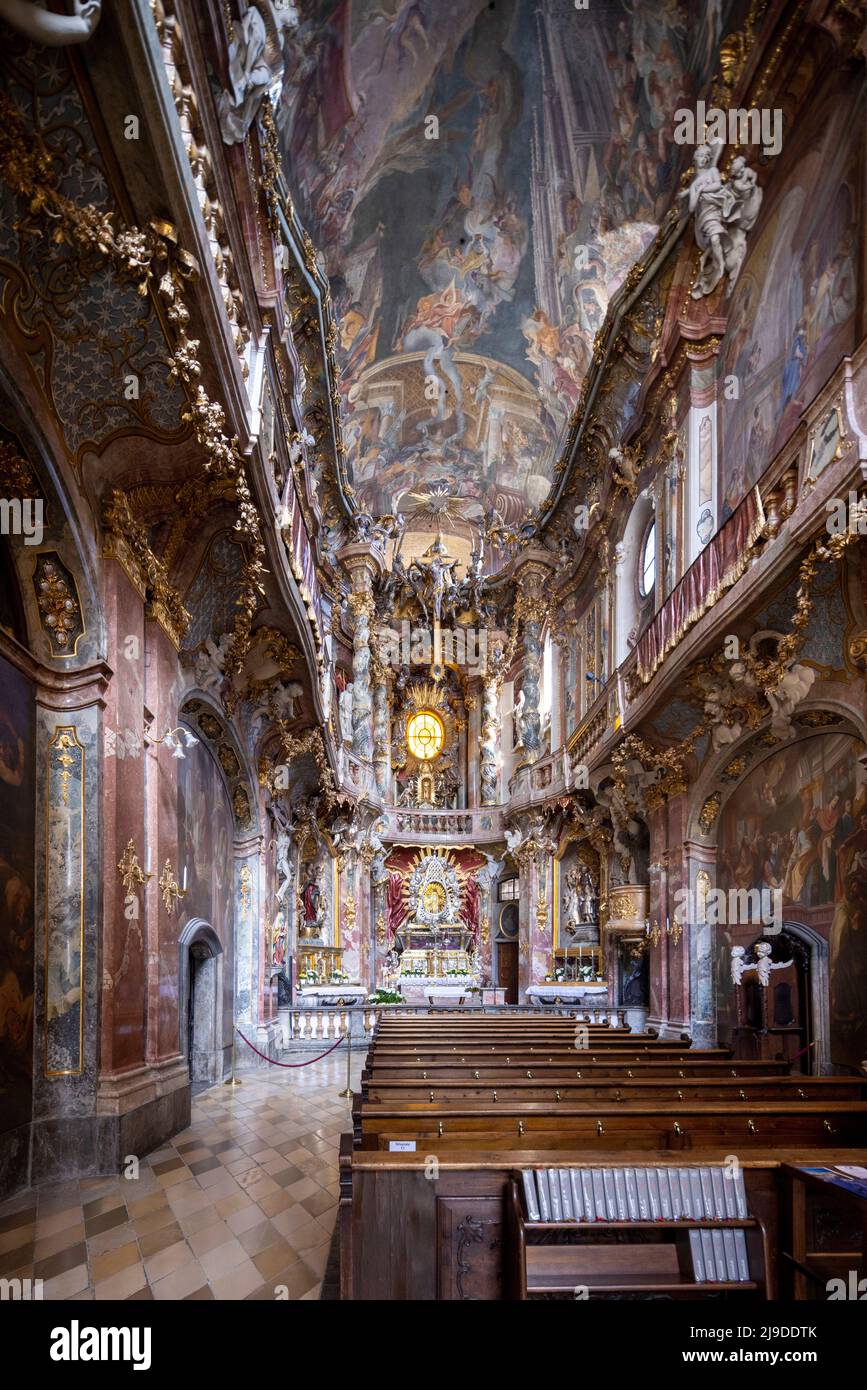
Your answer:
279;0;741;533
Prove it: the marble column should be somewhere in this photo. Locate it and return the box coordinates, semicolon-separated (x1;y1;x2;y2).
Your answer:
479;672;500;806
372;657;389;800
348;594;374;760
337;543;385;767
31;678;105;1182
515;554;555;765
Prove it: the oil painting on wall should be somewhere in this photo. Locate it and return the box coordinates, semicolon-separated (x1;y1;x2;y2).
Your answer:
716;733;867;1068
0;653;34;1130
719;78;863;517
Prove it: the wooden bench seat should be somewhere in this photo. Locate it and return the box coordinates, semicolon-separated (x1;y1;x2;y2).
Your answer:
354;1100;867;1152
368;1047;732;1064
362;1059;792;1080
360;1076;866;1104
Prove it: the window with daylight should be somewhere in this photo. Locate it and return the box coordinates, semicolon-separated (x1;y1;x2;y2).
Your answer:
640;521;656;598
498;877;519;901
406;709;444;761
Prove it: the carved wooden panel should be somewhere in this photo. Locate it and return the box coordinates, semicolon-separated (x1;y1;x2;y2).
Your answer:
437;1196;504;1300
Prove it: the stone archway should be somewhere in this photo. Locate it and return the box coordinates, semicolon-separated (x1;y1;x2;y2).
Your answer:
178;919;225;1089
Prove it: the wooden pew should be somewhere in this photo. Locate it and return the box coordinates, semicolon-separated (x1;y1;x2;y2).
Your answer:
361;1076;867;1104
354;1100;867;1152
367;1047;732;1065
345;1010;867;1298
363;1059;792;1080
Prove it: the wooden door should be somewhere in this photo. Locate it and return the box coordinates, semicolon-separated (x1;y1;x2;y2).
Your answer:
496;941;518;1004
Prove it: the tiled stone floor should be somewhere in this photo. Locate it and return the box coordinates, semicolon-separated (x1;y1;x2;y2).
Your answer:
0;1052;361;1301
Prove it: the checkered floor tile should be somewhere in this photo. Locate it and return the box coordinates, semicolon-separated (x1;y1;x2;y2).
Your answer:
0;1053;360;1301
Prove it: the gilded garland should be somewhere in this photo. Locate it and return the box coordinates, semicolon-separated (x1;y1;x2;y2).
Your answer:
0;94;265;674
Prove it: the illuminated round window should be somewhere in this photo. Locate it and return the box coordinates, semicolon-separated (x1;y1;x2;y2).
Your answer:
406;710;444;761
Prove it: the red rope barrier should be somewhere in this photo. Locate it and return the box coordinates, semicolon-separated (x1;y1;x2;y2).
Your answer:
235;1027;349;1067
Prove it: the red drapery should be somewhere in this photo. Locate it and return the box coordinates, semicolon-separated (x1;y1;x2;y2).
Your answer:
460;876;481;945
386;872;407;942
636;487;765;684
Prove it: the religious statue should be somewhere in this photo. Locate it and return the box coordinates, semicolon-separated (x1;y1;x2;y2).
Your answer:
270;910;287;969
680;144;764;299
563;867;583;933
577;862;598;922
274;829;294;904
0;0;101;44
188;633;231;698
217;0;300;144
338;682;353;744
731;945;747;986
298;863;325;938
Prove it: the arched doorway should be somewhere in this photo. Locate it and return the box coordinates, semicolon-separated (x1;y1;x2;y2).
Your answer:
178;920;224;1091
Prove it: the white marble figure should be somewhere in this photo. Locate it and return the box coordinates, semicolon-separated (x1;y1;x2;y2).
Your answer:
270;680;303;720
754;940;774;987
274;829;294;903
190;633;232;697
563;867;582;933
504;826;523;855
338;683;354;743
0;0;101;44
217;0;300;144
730;945;747;986
765;662;816;741
680;143;764;299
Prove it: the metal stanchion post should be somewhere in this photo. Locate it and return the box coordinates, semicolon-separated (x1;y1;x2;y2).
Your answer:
338;1028;353;1098
224;1027;242;1086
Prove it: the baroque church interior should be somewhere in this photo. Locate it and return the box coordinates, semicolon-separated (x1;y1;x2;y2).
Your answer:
1;0;867;1331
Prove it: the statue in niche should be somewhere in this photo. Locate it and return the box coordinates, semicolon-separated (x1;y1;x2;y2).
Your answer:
338;683;354;744
563;867;583;932
299;862;325;938
681;144;763;299
577;862;598;922
0;0;101;44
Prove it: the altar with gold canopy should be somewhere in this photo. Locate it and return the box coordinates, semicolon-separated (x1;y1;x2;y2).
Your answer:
388;849;480;998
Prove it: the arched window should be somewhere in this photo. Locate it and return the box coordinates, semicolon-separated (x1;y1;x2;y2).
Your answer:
406;709;444;761
640;521;656;599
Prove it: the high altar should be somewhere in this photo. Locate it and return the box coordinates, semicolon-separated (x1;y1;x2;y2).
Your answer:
389;850;479;999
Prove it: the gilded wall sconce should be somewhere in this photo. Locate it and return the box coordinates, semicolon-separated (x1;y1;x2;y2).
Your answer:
159;859;188;915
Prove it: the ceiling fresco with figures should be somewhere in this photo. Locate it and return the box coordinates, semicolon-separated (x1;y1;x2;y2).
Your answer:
277;0;745;537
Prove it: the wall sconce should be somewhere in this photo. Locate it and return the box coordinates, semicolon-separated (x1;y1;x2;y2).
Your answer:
146;724;199;759
159;859;188;915
645;918;662;948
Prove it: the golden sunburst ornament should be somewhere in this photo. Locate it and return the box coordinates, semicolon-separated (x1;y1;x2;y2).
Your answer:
404;486;468;551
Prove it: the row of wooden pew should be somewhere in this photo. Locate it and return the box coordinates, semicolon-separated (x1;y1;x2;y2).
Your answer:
340;1011;867;1298
354;1014;867;1152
